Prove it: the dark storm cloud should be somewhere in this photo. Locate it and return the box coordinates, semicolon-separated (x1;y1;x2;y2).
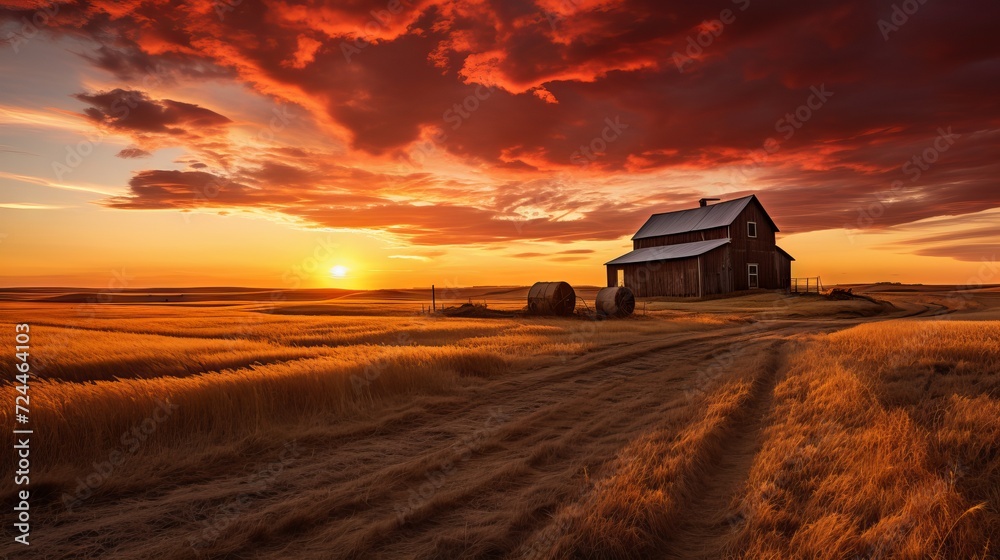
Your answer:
3;0;997;247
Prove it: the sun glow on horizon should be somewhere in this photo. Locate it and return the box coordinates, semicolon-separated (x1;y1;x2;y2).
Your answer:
330;265;348;278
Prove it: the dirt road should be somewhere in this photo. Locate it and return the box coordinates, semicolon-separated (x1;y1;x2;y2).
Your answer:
13;301;946;559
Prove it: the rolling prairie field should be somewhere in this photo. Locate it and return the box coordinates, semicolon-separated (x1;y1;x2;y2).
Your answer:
4;0;999;557
1;286;999;559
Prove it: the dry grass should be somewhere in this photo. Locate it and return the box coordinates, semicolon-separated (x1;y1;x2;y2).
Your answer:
0;304;708;481
0;319;589;382
730;321;1000;559
644;292;888;318
524;320;1000;560
1;294;997;559
548;347;777;558
0;326;327;381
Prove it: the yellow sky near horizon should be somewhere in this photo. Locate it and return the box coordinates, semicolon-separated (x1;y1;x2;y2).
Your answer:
2;201;997;290
1;24;997;291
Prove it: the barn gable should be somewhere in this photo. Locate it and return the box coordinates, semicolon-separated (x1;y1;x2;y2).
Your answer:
607;195;794;297
632;195;779;240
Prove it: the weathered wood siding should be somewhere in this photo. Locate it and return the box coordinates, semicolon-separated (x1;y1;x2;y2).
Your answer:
699;244;733;296
610;197;792;297
607;258;698;297
729;199;785;291
607;246;731;297
633;226;729;249
775;251;793;290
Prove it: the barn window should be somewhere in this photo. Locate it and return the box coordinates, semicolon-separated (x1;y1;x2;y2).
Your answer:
747;221;758;238
748;264;759;288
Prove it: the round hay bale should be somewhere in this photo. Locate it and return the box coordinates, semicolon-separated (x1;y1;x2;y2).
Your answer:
595;286;636;317
527;282;577;316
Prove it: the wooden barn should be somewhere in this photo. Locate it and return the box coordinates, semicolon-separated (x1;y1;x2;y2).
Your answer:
605;195;794;298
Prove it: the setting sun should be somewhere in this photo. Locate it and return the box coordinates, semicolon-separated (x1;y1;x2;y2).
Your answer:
1;2;998;558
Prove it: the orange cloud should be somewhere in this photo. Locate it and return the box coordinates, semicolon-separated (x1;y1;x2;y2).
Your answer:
0;0;997;257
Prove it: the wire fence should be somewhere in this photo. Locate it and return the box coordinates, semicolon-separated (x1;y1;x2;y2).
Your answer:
789;277;824;294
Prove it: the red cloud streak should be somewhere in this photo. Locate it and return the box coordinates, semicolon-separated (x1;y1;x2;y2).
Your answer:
2;0;998;251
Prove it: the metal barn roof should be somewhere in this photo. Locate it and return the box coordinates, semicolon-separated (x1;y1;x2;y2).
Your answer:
632;195;764;240
605;238;731;266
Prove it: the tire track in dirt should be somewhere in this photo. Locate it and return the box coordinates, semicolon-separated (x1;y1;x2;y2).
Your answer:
659;340;787;560
229;328;824;559
237;330;740;559
13;304;934;560
17;325;755;559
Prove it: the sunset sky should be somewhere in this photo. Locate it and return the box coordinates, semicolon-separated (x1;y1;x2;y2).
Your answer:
0;0;997;289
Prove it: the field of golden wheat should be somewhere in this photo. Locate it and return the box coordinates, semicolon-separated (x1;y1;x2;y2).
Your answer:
0;300;717;473
0;286;997;559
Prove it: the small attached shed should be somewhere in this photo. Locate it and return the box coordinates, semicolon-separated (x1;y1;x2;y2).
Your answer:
605;195;794;297
606;238;733;298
